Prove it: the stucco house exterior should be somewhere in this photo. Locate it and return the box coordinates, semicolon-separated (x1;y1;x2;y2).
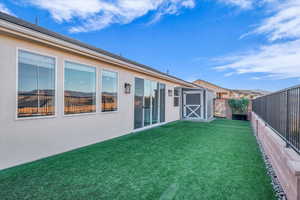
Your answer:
0;12;214;170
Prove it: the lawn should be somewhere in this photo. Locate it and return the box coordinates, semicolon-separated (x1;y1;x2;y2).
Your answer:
0;119;275;200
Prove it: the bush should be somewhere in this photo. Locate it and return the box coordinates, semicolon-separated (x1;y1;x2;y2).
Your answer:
228;98;249;114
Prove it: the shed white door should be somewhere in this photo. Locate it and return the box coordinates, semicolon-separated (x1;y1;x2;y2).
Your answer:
183;91;203;120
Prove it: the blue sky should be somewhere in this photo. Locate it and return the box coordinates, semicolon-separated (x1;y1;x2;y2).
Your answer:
1;0;300;91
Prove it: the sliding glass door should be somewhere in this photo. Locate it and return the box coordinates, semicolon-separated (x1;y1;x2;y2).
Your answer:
144;80;151;126
159;83;166;123
134;78;144;129
134;78;166;129
152;81;159;124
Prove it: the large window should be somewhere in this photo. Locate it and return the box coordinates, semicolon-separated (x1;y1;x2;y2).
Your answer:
17;50;56;118
64;61;96;115
101;70;118;112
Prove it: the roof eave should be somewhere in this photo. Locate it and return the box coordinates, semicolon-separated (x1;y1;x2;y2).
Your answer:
0;12;196;88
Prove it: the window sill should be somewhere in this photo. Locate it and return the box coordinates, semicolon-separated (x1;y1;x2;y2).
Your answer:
63;112;97;118
101;110;119;114
15;115;57;121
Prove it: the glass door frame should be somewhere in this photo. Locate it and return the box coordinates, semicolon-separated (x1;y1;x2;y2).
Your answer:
134;77;165;130
143;80;160;127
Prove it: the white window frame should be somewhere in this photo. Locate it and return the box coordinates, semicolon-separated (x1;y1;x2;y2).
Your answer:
16;47;58;120
63;59;98;117
174;87;180;107
100;68;119;113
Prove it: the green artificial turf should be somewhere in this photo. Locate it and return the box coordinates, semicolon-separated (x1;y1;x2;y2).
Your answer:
0;119;276;200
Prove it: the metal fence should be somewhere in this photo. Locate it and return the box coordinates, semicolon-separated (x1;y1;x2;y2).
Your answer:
252;85;300;154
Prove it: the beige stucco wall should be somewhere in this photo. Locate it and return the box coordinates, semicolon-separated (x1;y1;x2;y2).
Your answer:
0;34;182;170
251;112;300;200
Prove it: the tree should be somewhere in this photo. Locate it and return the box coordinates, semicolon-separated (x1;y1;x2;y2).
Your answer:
228;98;249;114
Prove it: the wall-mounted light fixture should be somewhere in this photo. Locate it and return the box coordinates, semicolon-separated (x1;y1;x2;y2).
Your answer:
124;83;131;94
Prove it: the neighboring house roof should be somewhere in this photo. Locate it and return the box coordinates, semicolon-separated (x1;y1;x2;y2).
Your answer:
194;79;270;98
0;12;200;88
231;89;270;96
193;79;231;92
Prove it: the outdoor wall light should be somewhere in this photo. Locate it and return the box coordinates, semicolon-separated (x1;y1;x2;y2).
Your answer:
124;83;131;94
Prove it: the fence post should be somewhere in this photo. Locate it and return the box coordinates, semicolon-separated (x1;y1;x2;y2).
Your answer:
286;89;290;148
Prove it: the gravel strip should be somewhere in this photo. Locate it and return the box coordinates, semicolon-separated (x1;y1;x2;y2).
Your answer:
254;131;287;200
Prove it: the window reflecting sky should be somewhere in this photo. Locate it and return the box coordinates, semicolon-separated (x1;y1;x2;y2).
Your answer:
102;70;117;93
64;61;96;93
18;50;55;92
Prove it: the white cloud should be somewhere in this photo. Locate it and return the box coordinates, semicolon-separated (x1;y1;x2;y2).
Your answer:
218;0;278;9
213;0;300;80
28;0;113;22
148;0;195;25
27;0;196;32
24;0;276;32
0;3;13;15
182;0;195;7
218;0;254;9
254;0;300;41
215;40;300;79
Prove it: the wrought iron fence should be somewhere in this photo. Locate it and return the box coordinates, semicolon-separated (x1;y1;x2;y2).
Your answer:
252;85;300;154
